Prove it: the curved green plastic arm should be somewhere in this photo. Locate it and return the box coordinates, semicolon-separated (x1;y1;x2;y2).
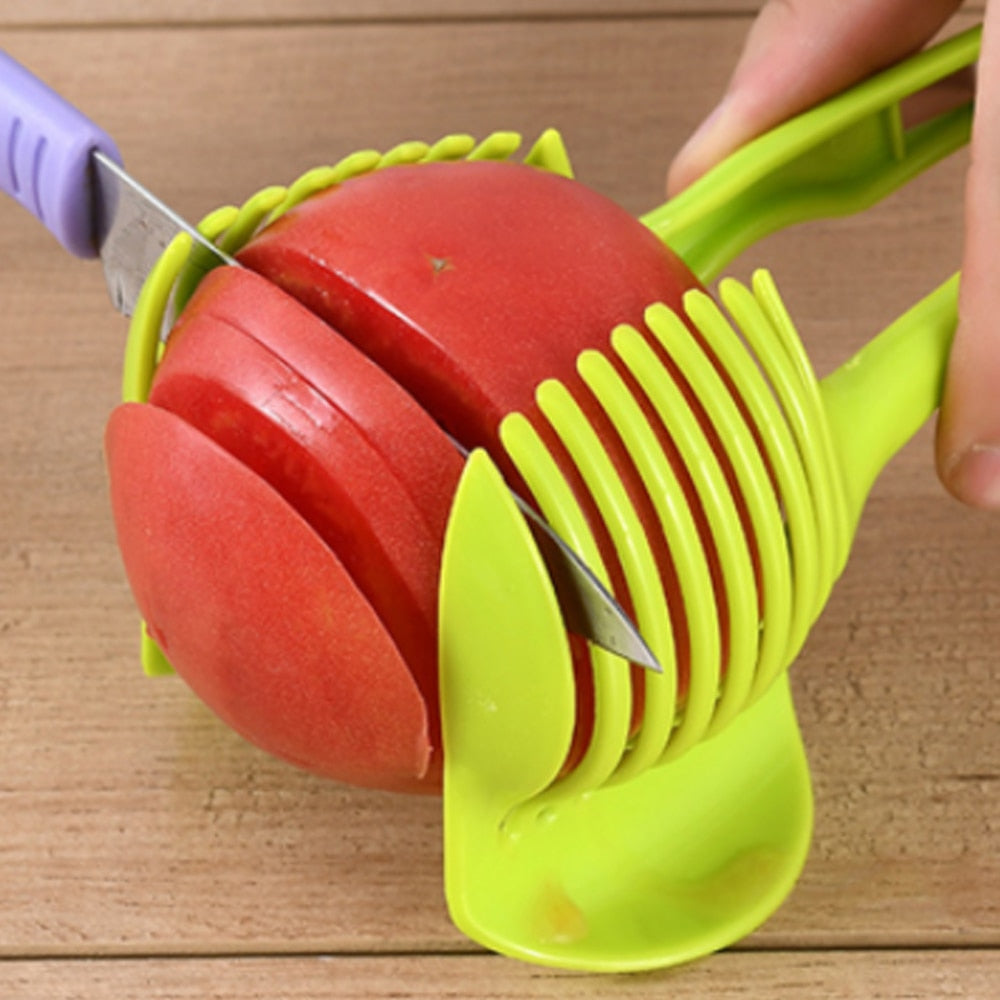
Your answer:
642;26;979;281
821;273;960;529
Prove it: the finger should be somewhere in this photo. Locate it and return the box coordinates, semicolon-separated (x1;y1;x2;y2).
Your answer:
936;2;1000;509
667;0;964;194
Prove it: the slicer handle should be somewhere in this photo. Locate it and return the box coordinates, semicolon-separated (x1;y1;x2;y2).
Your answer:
0;49;121;257
820;273;960;530
644;26;979;281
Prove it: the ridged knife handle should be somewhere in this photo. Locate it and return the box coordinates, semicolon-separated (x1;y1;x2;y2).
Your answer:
0;49;121;257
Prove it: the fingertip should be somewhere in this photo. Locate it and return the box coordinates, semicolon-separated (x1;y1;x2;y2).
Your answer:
666;97;736;196
939;442;1000;510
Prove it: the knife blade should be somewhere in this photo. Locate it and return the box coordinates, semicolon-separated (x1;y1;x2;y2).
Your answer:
91;150;237;318
0;48;661;673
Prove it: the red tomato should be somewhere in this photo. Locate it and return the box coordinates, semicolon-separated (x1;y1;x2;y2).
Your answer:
239;159;710;722
107;158;740;792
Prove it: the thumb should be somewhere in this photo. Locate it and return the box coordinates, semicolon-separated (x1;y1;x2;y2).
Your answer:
936;4;1000;509
667;0;961;195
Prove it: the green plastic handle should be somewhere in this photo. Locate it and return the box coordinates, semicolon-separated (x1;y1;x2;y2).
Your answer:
642;26;979;281
822;272;960;530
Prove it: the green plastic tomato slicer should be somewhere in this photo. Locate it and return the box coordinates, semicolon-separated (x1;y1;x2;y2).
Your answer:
439;27;977;971
117;27;980;974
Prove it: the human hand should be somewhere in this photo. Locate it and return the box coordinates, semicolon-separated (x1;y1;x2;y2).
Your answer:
668;1;1000;510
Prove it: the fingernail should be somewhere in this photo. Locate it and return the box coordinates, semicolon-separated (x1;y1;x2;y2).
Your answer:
668;96;735;193
944;443;1000;510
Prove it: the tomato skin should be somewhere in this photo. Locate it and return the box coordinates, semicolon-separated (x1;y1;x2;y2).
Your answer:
105;402;433;793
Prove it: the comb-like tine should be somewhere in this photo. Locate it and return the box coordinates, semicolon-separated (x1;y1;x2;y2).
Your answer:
713;278;824;685
327;149;384;184
499;411;633;798
751;270;852;578
575;348;684;780
622;306;760;759
159;204;241;338
671;292;793;710
679;286;806;703
266;151;381;223
269;165;338;221
604;324;727;749
166;186;287;331
538;369;674;777
216;185;288;257
424;134;477;161
380;140;431;167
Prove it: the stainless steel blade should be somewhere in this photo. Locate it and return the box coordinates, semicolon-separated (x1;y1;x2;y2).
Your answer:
513;494;662;672
91;151;237;318
448;438;661;672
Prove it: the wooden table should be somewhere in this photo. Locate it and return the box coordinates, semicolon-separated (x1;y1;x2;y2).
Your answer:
1;4;996;997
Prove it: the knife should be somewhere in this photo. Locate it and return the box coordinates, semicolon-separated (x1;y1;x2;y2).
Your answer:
0;49;661;673
0;49;236;318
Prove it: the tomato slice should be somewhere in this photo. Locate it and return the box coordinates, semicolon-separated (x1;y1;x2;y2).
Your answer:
106;402;433;792
149;281;452;774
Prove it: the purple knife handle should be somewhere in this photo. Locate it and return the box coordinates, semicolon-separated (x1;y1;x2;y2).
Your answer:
0;49;122;258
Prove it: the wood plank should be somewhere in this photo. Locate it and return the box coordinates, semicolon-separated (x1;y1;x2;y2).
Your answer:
0;15;996;965
0;1;984;27
0;2;759;29
0;951;999;998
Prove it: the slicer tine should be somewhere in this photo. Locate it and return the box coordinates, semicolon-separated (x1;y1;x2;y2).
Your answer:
447;433;661;671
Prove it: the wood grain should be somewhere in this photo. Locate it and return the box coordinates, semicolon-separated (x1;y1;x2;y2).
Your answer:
0;2;760;29
0;1;984;28
1;952;999;999
0;7;996;996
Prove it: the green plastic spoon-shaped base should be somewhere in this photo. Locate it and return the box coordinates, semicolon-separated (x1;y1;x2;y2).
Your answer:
440;451;812;972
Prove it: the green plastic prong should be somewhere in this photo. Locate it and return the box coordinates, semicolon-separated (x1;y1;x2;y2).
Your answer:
327;149;383;184
380;140;431;167
425;134;478;162
121;232;192;403
524;128;574;178
467;131;522;161
630;305;759;757
498;409;632;800
710;278;822;679
678;290;793;705
266;151;381;224
574;348;680;780
167;205;242;325
141;626;175;677
215;185;288;256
